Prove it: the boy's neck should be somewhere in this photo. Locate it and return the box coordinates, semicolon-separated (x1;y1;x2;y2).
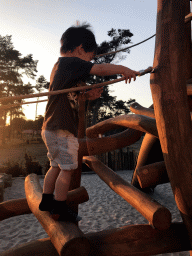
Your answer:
61;52;80;58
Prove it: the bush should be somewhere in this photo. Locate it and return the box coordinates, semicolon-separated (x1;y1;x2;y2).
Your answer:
6;161;24;177
24;153;42;175
3;153;43;177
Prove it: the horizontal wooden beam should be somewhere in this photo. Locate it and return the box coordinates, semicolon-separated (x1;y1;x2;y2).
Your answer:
0;198;31;221
136;161;169;188
130;102;155;118
82;128;142;156
2;223;191;256
83;156;171;230
25;174;90;256
0;185;88;221
86;114;158;139
185;12;192;23
87;222;191;256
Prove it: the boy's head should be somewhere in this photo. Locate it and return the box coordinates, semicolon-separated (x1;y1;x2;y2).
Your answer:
60;23;97;58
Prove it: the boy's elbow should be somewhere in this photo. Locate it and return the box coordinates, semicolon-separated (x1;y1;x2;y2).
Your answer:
90;64;105;76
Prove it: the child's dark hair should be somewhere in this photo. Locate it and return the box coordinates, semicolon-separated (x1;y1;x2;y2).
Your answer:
60;23;97;55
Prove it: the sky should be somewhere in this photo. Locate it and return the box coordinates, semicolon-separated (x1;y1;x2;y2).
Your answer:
1;0;157;120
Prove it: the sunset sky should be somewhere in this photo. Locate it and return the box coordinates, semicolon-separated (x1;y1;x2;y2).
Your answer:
1;0;157;120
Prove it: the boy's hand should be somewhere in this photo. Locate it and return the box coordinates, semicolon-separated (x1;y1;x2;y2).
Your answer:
123;69;140;84
80;87;103;101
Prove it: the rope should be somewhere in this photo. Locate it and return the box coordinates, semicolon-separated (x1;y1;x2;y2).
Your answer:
0;67;153;106
96;34;156;58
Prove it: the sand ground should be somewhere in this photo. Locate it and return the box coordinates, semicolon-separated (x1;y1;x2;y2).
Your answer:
0;171;189;256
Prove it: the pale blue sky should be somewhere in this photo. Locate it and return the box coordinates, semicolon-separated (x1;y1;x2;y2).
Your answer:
1;0;157;120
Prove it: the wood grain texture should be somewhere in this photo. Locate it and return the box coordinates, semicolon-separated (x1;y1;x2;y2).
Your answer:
150;0;192;245
84;156;171;230
25;174;90;256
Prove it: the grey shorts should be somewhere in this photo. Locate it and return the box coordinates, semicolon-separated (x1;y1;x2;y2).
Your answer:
41;130;79;170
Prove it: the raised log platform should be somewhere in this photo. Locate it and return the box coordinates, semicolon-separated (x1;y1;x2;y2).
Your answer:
25;173;90;256
136;161;169;188
83;156;171;230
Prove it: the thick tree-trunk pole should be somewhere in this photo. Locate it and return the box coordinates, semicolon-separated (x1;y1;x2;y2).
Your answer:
150;0;192;244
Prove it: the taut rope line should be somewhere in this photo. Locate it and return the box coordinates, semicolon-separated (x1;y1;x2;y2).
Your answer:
96;34;156;58
95;12;192;58
0;67;153;106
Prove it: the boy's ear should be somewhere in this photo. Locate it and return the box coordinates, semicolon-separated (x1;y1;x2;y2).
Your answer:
77;44;84;55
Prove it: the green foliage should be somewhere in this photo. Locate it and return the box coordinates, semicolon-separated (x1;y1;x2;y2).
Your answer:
4;153;42;177
0;35;38;131
86;28;135;126
5;161;24;177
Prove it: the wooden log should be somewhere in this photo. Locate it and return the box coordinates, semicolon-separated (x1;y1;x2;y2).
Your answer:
130;102;155;118
136;161;169;189
150;0;192;245
87;223;191;256
185;12;192;23
25;173;90;256
1;237;59;256
2;223;191;256
131;134;160;188
80;128;142;156
83;156;171;230
187;84;192;95
0;198;31;221
86;114;158;139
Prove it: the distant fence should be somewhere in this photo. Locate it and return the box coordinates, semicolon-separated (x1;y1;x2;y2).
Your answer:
96;147;140;171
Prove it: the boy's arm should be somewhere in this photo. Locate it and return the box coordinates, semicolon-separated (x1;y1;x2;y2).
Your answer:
90;63;140;84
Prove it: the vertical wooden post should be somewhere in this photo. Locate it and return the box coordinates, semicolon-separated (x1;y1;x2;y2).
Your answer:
69;83;86;215
150;0;192;244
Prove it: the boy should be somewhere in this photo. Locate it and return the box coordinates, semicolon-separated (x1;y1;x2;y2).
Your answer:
39;23;140;222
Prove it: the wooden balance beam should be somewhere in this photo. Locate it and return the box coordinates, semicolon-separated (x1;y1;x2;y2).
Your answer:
25;174;90;256
2;223;191;256
83;156;171;230
136;161;169;188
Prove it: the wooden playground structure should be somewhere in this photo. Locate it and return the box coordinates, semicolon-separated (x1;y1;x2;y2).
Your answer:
1;0;192;255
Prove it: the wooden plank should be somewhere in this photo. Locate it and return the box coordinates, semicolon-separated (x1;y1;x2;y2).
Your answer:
2;223;191;256
25;174;90;256
136;161;169;188
150;0;192;245
83;156;171;230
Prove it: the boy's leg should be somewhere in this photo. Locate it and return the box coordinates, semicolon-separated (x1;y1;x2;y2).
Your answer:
39;130;60;212
43;166;61;194
39;166;60;211
55;169;73;201
51;169;81;222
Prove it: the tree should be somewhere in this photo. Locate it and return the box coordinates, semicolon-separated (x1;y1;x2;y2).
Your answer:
86;28;135;127
0;35;38;128
34;75;49;120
